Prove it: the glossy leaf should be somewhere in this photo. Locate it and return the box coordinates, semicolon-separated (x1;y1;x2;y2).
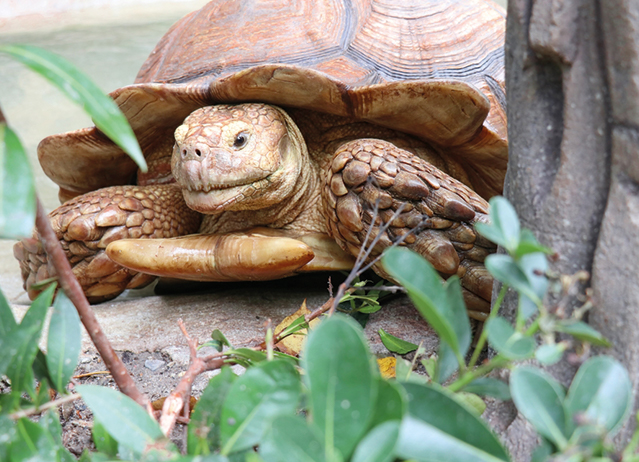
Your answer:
47;290;81;392
565;356;632;435
516;252;549;320
303;315;377;460
369;379;406;428
0;415;16;462
555;321;611;347
202;329;233;352
0;122;36;238
510;367;569;448
351;420;400;462
485;316;535;360
475;196;520;253
187;367;236;455
378;328;418;354
435;341;460;384
514;229;553;258
92;419;119;458
403;383;509;460
259;415;327;462
485;254;541;305
462;378;511;401
0;44;147;172
220;360;300;455
0;288;17;336
382;248;466;360
396;416;509;462
77;384;164;455
5;284;55;394
10;418;56;461
535;344;566;366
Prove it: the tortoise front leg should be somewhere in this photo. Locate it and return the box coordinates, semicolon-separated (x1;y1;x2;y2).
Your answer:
14;184;201;303
323;139;496;319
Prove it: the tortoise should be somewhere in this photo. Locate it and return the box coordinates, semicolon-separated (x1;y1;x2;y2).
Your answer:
14;0;507;319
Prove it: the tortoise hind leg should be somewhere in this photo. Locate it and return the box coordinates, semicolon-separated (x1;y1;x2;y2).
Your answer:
13;184;201;303
322;139;497;318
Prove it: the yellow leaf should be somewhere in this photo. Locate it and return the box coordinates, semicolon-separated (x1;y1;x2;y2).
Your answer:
377;356;396;379
274;300;320;357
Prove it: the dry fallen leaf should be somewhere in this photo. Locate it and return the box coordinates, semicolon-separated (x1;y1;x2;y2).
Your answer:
274;300;321;357
377;356;397;379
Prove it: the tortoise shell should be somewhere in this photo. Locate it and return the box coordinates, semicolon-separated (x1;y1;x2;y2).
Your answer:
38;0;507;203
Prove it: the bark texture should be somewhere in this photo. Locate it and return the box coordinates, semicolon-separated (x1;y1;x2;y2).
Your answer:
505;0;639;457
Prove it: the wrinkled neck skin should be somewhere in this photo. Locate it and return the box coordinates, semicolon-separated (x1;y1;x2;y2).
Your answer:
196;108;325;236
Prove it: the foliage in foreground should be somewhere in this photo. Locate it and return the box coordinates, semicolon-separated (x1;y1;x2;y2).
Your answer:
1;45;638;462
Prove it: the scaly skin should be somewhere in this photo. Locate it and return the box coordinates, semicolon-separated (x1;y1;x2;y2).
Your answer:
16;103;495;309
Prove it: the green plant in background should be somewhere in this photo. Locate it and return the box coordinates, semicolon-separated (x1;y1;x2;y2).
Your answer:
1;44;638;462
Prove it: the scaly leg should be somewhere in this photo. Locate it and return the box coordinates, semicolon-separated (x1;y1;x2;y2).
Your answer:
14;184;201;303
322;139;497;318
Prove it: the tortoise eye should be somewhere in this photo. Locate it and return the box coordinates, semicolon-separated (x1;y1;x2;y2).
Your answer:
233;132;249;149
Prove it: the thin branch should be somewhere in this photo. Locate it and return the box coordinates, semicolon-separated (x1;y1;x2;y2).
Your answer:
159;320;225;436
35;199;151;413
9;393;81;420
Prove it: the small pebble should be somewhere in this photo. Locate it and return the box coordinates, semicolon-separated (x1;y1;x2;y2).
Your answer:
144;359;166;372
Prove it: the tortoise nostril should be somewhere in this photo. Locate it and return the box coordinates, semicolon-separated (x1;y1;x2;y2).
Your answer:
195;149;201;157
182;149;187;158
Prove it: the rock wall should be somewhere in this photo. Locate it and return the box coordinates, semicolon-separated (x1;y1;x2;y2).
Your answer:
505;0;639;457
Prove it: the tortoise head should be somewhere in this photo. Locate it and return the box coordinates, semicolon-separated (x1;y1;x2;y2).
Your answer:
171;103;306;213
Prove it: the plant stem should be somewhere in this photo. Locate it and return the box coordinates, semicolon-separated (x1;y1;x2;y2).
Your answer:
468;285;508;369
447;355;510;393
8;393;80;420
35;199;151;413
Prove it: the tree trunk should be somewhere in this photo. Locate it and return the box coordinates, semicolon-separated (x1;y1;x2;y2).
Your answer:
504;0;639;456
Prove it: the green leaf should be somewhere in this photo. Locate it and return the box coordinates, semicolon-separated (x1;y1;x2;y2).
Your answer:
0;123;36;238
396;416;509;462
514;229;553;258
486;316;536;360
259;415;327;462
476;196;520;253
10;418;57;461
351;420;400;462
382;248;468;362
516;252;549;320
378;329;418;354
555;321;612;347
0;415;16;462
302;315;378;460
0;44;147;172
225;348;267;366
4;283;56;394
220;360;300;455
535;344;566;366
277;315;309;339
461;378;511;401
0;289;17;337
202;329;233;352
456;392;487;416
77;384;164;455
565;356;632;435
187;367;236;455
92;419;119;458
369;379;407;429
435;341;460;384
47;290;81;392
510;367;569;448
402;382;509;461
485;254;541;305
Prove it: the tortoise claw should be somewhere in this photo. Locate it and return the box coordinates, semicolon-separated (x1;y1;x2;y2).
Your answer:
106;232;316;281
324;139;496;310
